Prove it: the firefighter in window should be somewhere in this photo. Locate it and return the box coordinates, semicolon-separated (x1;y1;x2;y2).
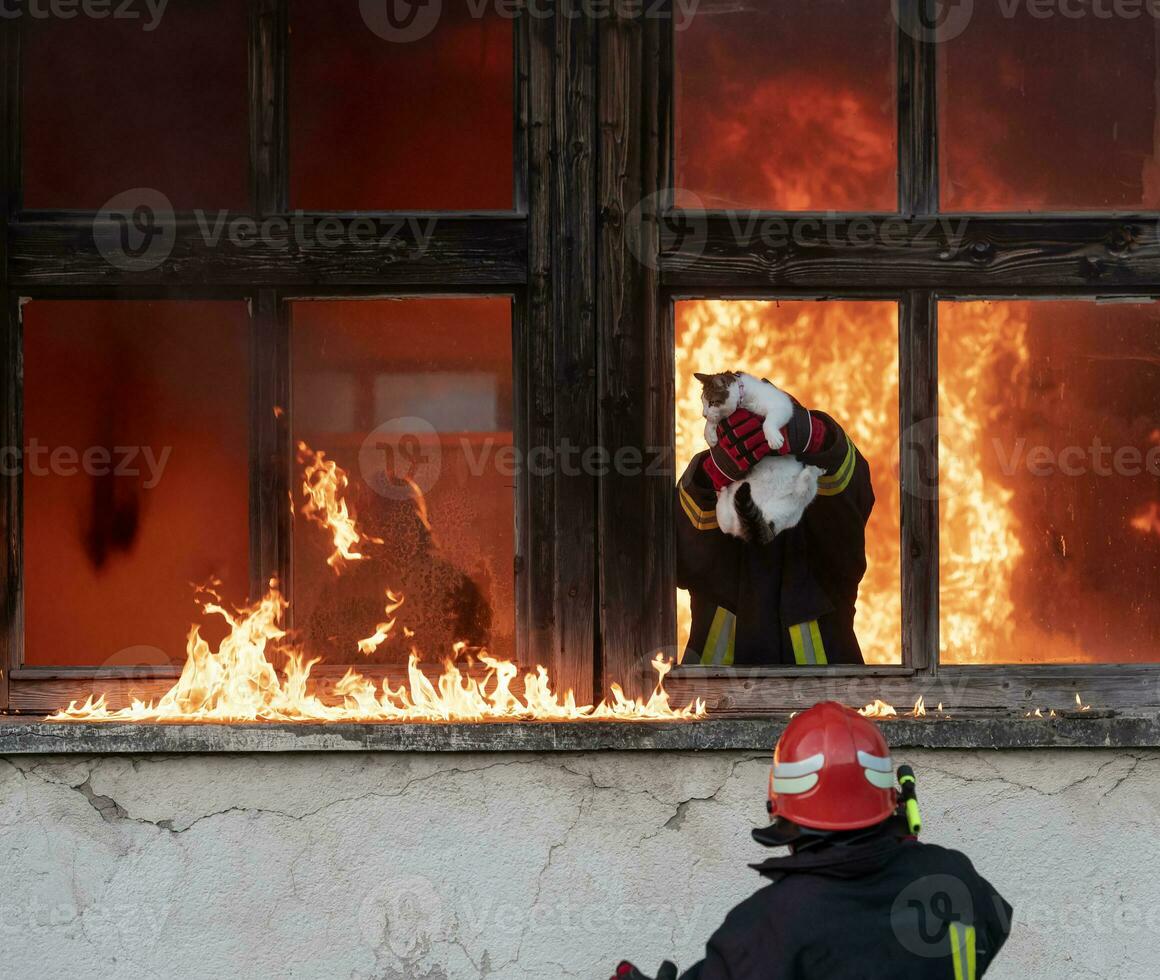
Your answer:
676;382;873;666
613;701;1014;980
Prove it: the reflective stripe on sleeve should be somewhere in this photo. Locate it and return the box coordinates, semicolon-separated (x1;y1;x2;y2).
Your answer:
699;607;736;666
816;439;857;496
948;923;977;980
789;620;828;665
680;484;719;530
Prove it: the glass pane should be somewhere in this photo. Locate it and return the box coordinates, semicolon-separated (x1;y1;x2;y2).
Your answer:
291;298;515;666
675;0;897;211
23;301;251;667
21;0;249;209
939;301;1160;663
941;13;1160;211
289;1;513;210
675;300;901;665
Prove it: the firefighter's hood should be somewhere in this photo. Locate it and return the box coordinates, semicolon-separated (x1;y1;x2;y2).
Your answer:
749;826;909;881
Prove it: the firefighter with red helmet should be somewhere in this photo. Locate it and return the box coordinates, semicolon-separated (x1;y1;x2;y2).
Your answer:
677;392;874;667
613;702;1013;979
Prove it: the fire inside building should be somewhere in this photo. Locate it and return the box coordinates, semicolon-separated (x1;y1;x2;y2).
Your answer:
0;2;1158;978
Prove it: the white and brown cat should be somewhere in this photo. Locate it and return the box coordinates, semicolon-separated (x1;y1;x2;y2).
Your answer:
695;371;823;546
695;370;794;451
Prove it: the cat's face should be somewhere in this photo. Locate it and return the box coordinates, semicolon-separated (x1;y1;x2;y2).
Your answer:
694;371;740;418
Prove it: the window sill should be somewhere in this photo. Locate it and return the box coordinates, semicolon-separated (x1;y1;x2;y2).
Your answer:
1;711;1158;754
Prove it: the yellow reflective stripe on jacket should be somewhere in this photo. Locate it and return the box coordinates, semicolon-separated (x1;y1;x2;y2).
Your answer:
699;606;736;666
816;438;857;496
949;923;977;980
680;484;719;530
789;620;828;665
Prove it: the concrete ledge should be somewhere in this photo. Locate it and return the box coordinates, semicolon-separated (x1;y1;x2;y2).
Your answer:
2;711;1159;753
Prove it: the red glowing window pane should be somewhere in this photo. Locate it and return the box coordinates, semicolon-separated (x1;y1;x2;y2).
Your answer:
289;1;514;211
23;301;251;668
21;2;249;210
939;301;1160;663
940;13;1160;211
290;298;515;666
674;300;901;664
675;0;897;211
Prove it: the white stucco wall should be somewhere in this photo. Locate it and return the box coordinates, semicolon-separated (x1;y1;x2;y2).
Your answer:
1;748;1156;980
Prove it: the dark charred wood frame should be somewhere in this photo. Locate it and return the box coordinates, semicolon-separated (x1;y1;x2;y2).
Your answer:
2;1;1159;719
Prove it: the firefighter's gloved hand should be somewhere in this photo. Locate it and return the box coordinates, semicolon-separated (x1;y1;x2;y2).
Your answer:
612;960;678;980
702;403;826;490
702;408;772;489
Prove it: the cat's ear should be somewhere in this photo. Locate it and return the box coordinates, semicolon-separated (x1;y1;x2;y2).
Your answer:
693;372;712;383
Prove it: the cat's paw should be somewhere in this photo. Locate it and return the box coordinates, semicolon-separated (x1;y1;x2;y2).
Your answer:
762;418;785;451
705;421;719;447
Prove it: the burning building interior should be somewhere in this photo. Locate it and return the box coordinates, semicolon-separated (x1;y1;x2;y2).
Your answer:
1;1;1159;978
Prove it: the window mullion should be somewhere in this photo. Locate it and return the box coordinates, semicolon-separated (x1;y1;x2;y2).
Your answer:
898;0;939;215
595;6;674;697
249;0;288;215
0;293;20;710
520;3;599;704
248;0;291;602
899;290;938;674
1;23;20;708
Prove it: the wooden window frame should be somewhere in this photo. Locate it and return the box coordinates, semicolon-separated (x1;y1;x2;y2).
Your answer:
602;0;1160;715
2;0;1159;721
0;1;601;713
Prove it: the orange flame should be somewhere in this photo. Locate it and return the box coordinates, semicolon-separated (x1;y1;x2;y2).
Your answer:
858;699;897;719
48;587;703;723
676;300;901;661
50;447;704;724
357;590;407;655
298;441;381;571
676;299;1031;664
1130;503;1160;537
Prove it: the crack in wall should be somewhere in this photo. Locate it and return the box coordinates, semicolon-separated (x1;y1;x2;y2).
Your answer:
4;750;1159;980
915;751;1156;802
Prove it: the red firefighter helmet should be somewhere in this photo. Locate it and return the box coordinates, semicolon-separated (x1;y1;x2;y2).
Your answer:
768;701;897;831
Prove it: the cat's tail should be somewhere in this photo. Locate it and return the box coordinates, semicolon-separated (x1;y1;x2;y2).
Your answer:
733;480;775;546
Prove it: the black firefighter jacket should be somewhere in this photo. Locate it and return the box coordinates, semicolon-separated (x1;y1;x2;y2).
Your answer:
676;412;874;666
678;831;1013;980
